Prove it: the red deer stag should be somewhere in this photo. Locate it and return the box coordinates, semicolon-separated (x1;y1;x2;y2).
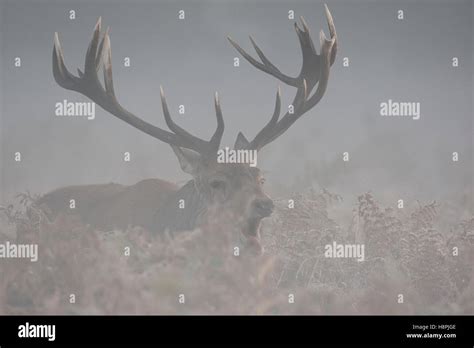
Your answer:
40;4;337;253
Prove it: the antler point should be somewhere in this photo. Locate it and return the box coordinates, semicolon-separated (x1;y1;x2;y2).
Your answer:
319;29;328;45
300;16;310;32
53;32;60;46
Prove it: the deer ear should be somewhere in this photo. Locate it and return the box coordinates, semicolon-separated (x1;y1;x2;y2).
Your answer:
170;146;201;176
234;132;250;150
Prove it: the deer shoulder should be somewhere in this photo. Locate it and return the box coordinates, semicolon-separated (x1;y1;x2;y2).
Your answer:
37;179;179;231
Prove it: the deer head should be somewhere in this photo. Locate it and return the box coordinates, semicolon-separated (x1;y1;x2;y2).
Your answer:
52;4;337;253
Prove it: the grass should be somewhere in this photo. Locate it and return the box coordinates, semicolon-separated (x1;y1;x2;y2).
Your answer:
0;189;472;314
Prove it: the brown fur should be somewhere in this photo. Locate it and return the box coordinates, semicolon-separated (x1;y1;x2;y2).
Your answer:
37;179;179;231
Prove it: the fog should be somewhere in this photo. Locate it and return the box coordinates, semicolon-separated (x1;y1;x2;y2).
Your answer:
1;0;472;214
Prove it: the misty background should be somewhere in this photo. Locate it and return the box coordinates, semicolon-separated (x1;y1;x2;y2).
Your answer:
0;0;472;220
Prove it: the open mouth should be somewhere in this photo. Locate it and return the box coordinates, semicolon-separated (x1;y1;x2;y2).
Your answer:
242;217;260;237
239;218;263;254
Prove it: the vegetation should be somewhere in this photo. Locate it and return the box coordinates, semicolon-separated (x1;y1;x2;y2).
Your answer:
0;189;472;314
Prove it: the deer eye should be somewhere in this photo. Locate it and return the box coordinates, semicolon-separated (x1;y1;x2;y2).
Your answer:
210;179;226;190
259;178;266;185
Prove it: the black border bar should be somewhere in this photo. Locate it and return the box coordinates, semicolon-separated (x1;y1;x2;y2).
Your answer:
0;315;473;346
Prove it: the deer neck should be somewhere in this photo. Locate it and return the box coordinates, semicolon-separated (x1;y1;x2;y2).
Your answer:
154;179;207;235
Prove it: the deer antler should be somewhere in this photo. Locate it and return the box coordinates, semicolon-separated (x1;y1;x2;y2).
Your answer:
53;17;224;157
228;4;337;151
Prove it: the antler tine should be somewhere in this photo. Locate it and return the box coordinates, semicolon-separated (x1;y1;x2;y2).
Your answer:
324;4;338;66
84;17;102;75
95;21;106;69
258;35;334;150
227;36;298;86
251;80;308;150
53;32;79;91
209;92;225;151
102;29;115;96
227;11;326;90
232;4;337;151
159;87;224;153
303;30;334;111
159;86;210;151
294;17;317;58
246;87;281;149
53;18;225;157
261;37;333;149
